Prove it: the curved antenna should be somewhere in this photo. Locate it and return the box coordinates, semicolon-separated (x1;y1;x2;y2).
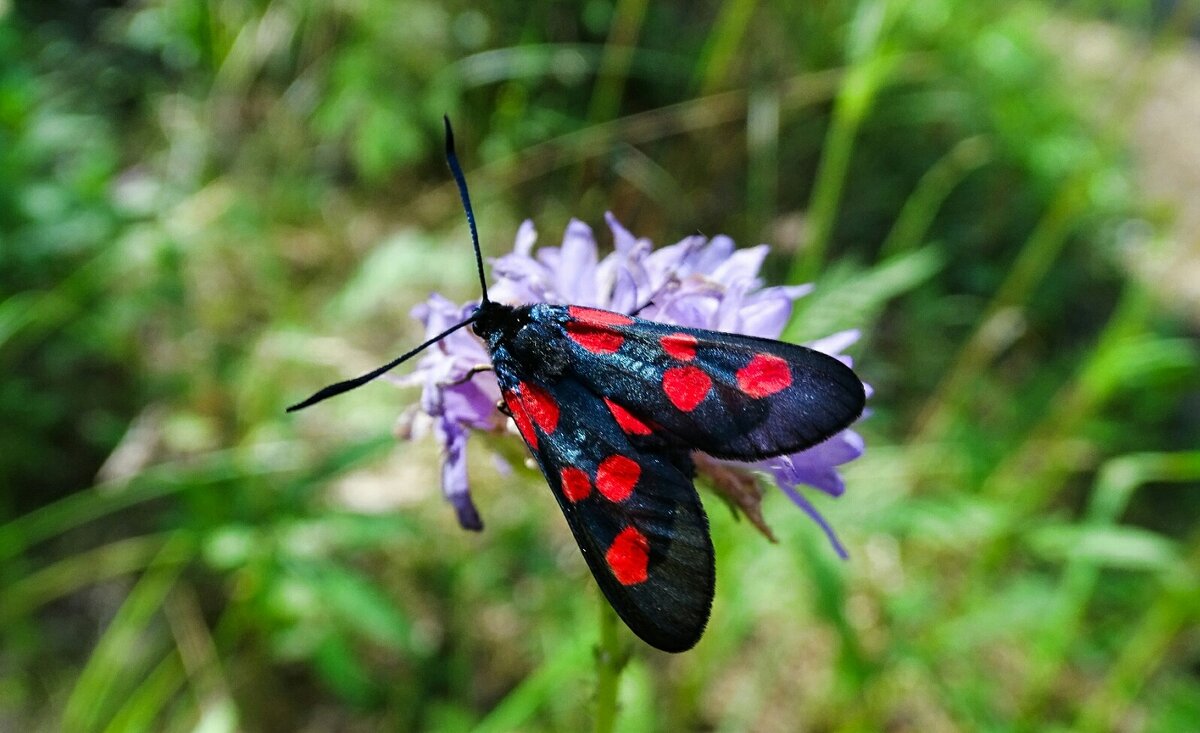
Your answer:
443;116;490;304
287;315;478;412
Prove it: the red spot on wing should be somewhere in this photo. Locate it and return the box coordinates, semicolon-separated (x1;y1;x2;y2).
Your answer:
560;466;591;502
504;391;537;449
519;382;560;434
604;398;652;436
606;526;650;585
566;321;624;354
568;306;634;327
596;455;640;502
737;354;792;398
662;365;712;412
660;332;697;361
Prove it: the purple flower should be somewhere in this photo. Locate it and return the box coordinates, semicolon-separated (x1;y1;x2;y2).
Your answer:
399;215;866;555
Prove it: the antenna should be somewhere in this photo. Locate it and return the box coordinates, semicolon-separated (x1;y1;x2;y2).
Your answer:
286;316;478;412
287;117;488;412
443;116;490;304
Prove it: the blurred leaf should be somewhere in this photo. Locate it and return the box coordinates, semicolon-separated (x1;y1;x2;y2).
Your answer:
2;534;172;622
880;493;1012;546
786;245;945;342
101;653;186;733
311;562;413;651
1027;524;1179;571
62;534;194;732
330;229;478;321
1079;336;1199;401
192;698;239;733
471;629;593;733
312;629;379;708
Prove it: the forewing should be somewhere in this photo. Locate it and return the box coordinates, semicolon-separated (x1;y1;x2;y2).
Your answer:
556;305;866;461
497;369;714;653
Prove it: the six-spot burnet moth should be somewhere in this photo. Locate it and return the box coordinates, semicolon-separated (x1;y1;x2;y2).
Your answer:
288;117;866;653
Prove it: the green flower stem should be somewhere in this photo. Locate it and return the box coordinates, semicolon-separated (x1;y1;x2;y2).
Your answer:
594;596;627;733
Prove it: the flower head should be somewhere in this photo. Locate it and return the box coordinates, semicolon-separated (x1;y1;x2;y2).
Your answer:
399;215;866;555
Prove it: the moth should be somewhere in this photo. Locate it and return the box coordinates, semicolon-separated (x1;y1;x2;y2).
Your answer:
289;118;866;652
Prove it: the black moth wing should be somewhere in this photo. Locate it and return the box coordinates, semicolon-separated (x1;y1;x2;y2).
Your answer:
553;306;866;461
492;363;714;653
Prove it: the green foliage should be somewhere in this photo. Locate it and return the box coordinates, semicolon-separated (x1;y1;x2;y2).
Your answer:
2;0;1198;731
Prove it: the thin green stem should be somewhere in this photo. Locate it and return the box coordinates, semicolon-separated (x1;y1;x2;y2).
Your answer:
878;136;992;258
587;0;649;123
594;596;626;733
694;0;758;94
791;71;868;284
789;0;895;283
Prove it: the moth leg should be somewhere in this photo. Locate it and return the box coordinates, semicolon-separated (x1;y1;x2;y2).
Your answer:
496;399;512;417
444;364;494;387
630;299;656;316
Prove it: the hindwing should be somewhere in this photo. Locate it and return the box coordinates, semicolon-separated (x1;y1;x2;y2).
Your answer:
494;364;715;652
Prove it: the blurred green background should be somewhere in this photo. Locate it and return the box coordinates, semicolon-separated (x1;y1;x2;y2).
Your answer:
2;0;1199;730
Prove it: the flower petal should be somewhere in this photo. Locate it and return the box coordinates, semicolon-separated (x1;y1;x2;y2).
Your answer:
710;242;767;285
605;211;645;255
807;329;861;356
555;219;599;305
736;295;794;338
686;234;733;274
776;480;848;559
437;417;483;530
514;219;538;256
